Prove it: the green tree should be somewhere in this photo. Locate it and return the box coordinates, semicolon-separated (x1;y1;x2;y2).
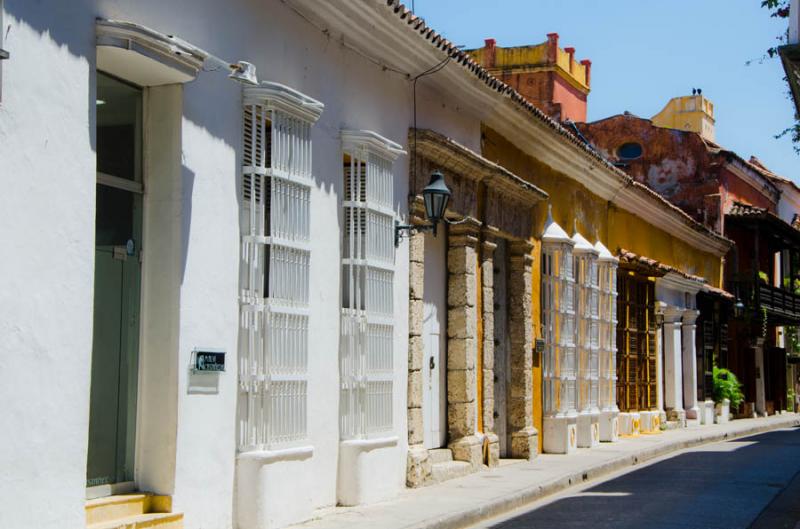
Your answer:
760;0;800;153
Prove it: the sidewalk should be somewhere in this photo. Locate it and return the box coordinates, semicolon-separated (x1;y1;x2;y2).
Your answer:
293;414;800;529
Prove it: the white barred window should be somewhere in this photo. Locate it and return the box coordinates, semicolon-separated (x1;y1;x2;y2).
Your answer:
238;82;324;451
595;241;619;414
572;231;600;415
542;209;577;418
340;130;404;440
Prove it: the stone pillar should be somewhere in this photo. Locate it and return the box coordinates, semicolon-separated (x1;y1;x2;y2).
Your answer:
507;240;538;460
406;227;430;487
446;223;482;468
682;309;700;422
663;306;685;425
480;237;500;467
755;337;767;416
655;302;666;423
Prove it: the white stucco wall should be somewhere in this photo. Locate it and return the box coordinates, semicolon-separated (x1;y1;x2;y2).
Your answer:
0;3;97;528
1;1;483;528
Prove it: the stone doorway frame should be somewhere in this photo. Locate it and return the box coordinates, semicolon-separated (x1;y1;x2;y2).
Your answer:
405;129;547;487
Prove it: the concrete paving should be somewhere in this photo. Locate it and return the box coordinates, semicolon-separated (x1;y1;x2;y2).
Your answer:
291;415;800;529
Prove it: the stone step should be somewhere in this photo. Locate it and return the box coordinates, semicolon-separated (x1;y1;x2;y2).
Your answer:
86;493;175;527
663;420;682;430
88;512;184;529
430;461;473;483
428;448;453;465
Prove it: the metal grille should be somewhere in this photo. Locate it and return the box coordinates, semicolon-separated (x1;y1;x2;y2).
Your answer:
542;244;577;417
574;250;600;414
340;143;397;439
238;101;315;451
598;259;619;413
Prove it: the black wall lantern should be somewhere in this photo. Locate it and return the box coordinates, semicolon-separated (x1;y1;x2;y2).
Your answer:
395;170;452;247
733;298;746;319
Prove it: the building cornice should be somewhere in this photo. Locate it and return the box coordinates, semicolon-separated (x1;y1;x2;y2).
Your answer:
656;271;703;295
342;129;406;160
412;128;548;203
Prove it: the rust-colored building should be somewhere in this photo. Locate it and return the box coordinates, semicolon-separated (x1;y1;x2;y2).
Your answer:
576;110;780;234
465;33;590;122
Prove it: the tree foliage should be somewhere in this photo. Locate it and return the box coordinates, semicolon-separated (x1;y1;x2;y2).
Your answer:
760;0;800;153
713;366;746;409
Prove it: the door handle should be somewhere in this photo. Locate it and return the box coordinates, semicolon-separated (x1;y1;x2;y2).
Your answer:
429;356;436;370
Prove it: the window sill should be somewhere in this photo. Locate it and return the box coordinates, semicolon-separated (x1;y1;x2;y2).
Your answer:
340;436;398;452
237;445;314;465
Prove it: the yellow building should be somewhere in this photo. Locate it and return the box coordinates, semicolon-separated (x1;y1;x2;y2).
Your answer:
651;94;716;142
481;123;729;451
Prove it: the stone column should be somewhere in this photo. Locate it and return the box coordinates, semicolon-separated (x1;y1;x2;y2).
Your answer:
406;226;430;487
681;309;700;421
663;306;685;425
755;337;767;416
507;240;538;459
480;236;500;467
654;302;666;423
446;222;482;468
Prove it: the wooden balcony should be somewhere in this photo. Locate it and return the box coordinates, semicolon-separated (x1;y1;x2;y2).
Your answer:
750;282;800;325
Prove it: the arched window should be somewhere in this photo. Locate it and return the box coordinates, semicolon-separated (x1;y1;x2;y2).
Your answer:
617;142;643;160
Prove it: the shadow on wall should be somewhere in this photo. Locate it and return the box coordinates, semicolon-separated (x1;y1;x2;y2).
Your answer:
489;428;800;529
6;1;98;155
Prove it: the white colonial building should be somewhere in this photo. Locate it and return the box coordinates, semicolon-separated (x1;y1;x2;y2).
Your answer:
0;1;492;528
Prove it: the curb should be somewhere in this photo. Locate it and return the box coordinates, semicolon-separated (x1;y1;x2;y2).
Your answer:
409;416;800;529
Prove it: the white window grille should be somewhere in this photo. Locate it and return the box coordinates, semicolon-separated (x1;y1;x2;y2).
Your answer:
595;240;619;414
238;82;323;452
572;230;600;415
340;130;405;440
542;208;577;419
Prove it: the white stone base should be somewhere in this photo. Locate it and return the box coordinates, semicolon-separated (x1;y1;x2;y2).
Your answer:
337;437;400;506
700;400;715;425
715;399;730;424
599;410;619;442
543;415;577;454
639;411;661;434
576;412;600;448
618;412;641;436
236;446;314;529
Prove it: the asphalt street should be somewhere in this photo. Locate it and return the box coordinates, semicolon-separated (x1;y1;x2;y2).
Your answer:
472;427;800;529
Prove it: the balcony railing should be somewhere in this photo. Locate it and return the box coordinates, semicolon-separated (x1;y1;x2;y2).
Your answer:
738;280;800;323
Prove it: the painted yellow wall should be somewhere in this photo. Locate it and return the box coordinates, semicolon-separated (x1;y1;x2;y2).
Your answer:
651;95;716;142
482;124;724;448
481;125;722;287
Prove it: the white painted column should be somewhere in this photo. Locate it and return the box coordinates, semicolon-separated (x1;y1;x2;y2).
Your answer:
655;302;665;417
681;310;700;421
755;337;767;416
663;307;684;420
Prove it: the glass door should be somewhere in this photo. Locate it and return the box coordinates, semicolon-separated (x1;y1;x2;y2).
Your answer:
87;72;143;488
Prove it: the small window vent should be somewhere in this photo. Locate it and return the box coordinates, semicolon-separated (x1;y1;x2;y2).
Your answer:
617;142;643;161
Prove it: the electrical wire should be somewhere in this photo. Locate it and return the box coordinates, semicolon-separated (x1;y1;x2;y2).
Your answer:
411;54;453;195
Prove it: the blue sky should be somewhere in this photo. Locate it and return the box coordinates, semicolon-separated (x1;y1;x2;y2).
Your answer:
413;0;798;181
